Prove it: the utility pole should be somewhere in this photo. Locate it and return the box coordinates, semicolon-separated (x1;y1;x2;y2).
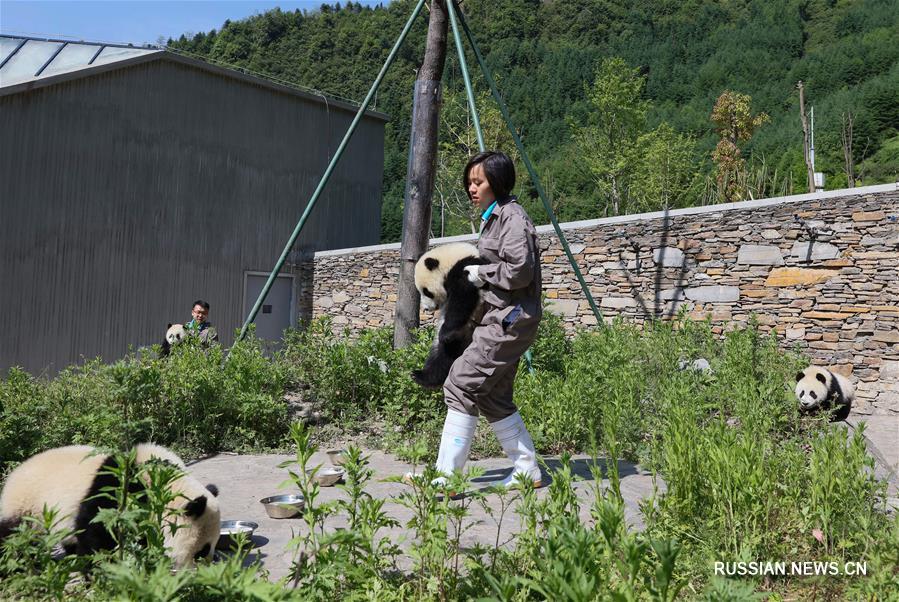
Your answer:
394;0;449;348
797;81;816;193
841;111;855;188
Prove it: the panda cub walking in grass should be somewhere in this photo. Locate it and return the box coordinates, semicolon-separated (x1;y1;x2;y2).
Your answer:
0;443;221;569
795;366;855;421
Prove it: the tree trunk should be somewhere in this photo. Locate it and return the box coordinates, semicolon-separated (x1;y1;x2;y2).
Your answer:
797;81;815;193
393;0;449;349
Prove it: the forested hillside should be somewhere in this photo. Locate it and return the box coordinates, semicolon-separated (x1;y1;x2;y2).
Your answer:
168;0;899;242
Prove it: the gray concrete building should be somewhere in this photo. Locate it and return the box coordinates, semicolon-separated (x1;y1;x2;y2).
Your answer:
1;35;387;374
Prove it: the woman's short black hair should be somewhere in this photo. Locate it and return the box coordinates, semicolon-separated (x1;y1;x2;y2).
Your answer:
463;151;516;200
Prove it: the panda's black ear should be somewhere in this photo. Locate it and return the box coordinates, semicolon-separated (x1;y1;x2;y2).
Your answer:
167;323;173;329
795;371;805;382
206;484;219;497
815;373;827;384
185;495;207;517
425;257;439;270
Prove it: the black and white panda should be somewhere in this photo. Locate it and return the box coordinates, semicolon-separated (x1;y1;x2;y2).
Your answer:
795;366;855;421
412;242;488;389
0;443;220;569
160;323;187;357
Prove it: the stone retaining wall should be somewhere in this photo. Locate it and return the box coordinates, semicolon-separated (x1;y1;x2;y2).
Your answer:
310;184;899;414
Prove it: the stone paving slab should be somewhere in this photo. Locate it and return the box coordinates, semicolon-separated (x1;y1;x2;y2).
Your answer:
189;414;897;581
189;451;661;581
847;414;899;503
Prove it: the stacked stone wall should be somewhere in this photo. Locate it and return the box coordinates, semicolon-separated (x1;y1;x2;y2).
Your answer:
311;185;899;414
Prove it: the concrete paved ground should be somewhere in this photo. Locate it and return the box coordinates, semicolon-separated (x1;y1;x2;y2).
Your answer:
189;450;661;581
847;413;899;503
189;412;896;582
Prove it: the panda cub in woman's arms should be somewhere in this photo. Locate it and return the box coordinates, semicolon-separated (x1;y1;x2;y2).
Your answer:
795;366;855;421
412;242;488;389
161;323;187;357
0;443;220;569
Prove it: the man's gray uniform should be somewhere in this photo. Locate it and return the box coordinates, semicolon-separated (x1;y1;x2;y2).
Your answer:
443;197;542;422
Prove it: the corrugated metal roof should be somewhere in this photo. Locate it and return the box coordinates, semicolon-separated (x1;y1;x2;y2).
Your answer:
0;36;161;87
0;34;388;121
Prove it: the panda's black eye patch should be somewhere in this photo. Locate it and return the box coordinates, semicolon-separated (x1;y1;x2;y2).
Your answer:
810;391;818;399
798;390;804;397
422;288;434;298
815;373;827;384
425;258;439;270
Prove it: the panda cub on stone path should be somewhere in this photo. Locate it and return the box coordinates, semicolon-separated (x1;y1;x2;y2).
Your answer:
412;242;488;389
0;443;220;569
795;366;855;421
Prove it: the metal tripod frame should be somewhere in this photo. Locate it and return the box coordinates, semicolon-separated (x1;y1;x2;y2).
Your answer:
239;0;603;344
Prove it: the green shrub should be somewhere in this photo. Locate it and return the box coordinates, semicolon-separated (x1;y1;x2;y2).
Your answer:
282;318;397;423
0;368;49;477
1;334;290;472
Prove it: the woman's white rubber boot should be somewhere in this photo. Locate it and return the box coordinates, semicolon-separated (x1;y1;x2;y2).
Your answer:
404;409;478;486
490;411;541;488
433;409;478;483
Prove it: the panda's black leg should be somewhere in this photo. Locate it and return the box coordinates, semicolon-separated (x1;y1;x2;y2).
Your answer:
412;333;470;388
831;398;851;421
412;351;455;389
74;456;123;555
0;516;21;543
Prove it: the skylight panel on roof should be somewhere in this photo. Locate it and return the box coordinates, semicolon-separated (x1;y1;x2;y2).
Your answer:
40;43;102;77
0;40;63;86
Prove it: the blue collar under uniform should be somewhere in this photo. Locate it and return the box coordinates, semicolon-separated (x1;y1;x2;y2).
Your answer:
481;200;498;221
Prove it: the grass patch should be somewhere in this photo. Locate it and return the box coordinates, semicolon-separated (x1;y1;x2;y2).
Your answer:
1;313;895;599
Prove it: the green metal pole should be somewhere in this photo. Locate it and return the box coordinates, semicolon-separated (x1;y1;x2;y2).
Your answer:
446;0;534;372
238;0;428;342
456;5;604;325
446;0;484;151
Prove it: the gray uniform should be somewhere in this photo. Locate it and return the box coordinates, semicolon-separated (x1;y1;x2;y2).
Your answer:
443;197;542;422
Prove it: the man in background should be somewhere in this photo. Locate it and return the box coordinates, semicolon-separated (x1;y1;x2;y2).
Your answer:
188;300;218;345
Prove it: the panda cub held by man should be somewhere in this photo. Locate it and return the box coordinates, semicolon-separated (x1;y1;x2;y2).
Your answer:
412;242;488;389
0;443;220;569
161;323;187;357
795;366;855;421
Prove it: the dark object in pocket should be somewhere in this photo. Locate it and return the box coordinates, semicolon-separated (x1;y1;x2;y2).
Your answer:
502;305;522;331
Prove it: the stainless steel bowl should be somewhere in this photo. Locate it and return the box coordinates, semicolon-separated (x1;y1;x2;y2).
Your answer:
309;466;345;487
218;520;258;550
326;449;348;466
260;494;305;519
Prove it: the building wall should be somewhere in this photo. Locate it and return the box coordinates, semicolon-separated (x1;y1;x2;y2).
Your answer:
310;185;899;415
0;59;384;373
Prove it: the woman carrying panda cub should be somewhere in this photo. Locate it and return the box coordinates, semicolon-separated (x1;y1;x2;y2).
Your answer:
429;150;543;489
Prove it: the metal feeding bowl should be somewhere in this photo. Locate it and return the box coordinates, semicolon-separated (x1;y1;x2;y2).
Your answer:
218;520;258;551
260;494;305;519
326;449;348;466
309;466;345;487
